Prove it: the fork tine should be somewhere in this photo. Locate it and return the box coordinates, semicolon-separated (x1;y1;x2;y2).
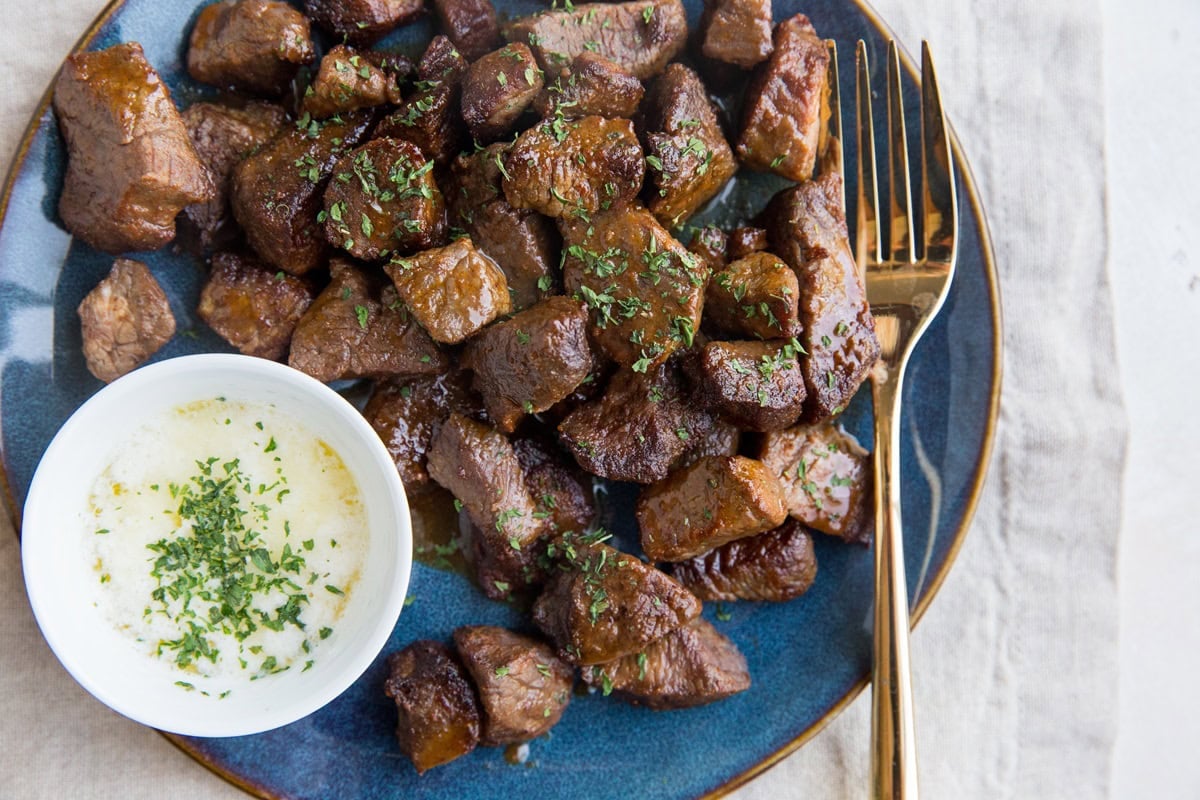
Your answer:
920;41;957;264
819;39;844;203
855;40;881;268
886;40;915;264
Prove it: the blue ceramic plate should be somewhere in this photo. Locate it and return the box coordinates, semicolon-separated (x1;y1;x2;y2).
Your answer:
0;0;1000;797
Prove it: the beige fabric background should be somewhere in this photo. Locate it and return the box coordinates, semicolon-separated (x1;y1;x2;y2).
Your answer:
0;0;1124;797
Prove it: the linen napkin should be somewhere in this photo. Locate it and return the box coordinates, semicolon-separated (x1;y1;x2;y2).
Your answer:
0;0;1125;797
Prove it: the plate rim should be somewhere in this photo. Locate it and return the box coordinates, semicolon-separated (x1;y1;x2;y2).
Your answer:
0;0;1003;796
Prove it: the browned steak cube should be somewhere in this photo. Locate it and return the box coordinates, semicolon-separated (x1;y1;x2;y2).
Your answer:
432;0;501;60
503;116;643;219
384;238;512;344
763;172;879;420
692;339;806;432
322;139;446;261
641;63;737;226
374;82;467;165
302;45;402;119
187;0;315;95
637;455;787;561
372;38;470;164
582;617;749;708
532;53;644;120
705;251;800;340
54;43;214;254
736;14;829;181
288;259;447;381
78;259;176;383
383;641;481;775
698;0;773;69
461;297;593;432
304;0;424;45
363;372;478;493
182;101;286;249
557;362;719;483
505;0;687;80
727;226;769;259
756;421;872;543
445;145;558;311
459;520;549;600
231;111;374;275
427;413;549;595
675;417;740;470
669;518;817;602
197;252;314;360
460;44;544;142
688;225;728;275
452;626;573;745
559;206;706;369
418;35;471;84
532;537;701;664
512;434;596;537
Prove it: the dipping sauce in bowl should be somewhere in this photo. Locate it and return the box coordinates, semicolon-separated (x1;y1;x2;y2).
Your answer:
87;399;367;690
22;355;411;736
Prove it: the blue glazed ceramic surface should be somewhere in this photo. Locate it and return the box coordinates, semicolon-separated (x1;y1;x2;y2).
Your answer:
0;0;1000;797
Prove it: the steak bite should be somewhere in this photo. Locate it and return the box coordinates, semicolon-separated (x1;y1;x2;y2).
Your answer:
763;172;879;420
698;0;773;70
676;417;740;469
640;63;737;226
187;0;315;95
756;421;873;544
53;43;215;254
688;225;728;275
532;53;644;120
557;362;719;483
383;641;481;775
637;455;788;562
669;518;818;602
727;226;769;259
559;206;707;369
736;14;829;181
322;139;446;261
182;101;286;249
445;147;558;310
582;617;749;708
502;116;643;219
452;626;573;745
288;259;448;382
231;111;374;275
532;536;701;664
432;0;501;60
197;252;315;360
505;0;688;80
364;372;479;493
374;37;469;164
303;0;424;45
417;34;471;84
512;434;596;537
692;339;806;432
460;44;544;142
78;259;176;383
384;238;512;344
301;45;402;119
427;413;549;596
704;252;801;340
462;297;593;432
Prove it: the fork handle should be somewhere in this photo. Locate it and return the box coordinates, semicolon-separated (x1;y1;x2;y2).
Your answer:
870;374;919;799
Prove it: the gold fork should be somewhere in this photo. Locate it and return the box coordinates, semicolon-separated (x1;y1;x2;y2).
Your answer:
852;40;958;799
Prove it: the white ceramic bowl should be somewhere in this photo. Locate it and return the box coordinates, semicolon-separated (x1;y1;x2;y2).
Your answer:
21;354;412;737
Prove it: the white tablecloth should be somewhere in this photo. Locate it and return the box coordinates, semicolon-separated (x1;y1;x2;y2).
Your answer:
5;0;1188;796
